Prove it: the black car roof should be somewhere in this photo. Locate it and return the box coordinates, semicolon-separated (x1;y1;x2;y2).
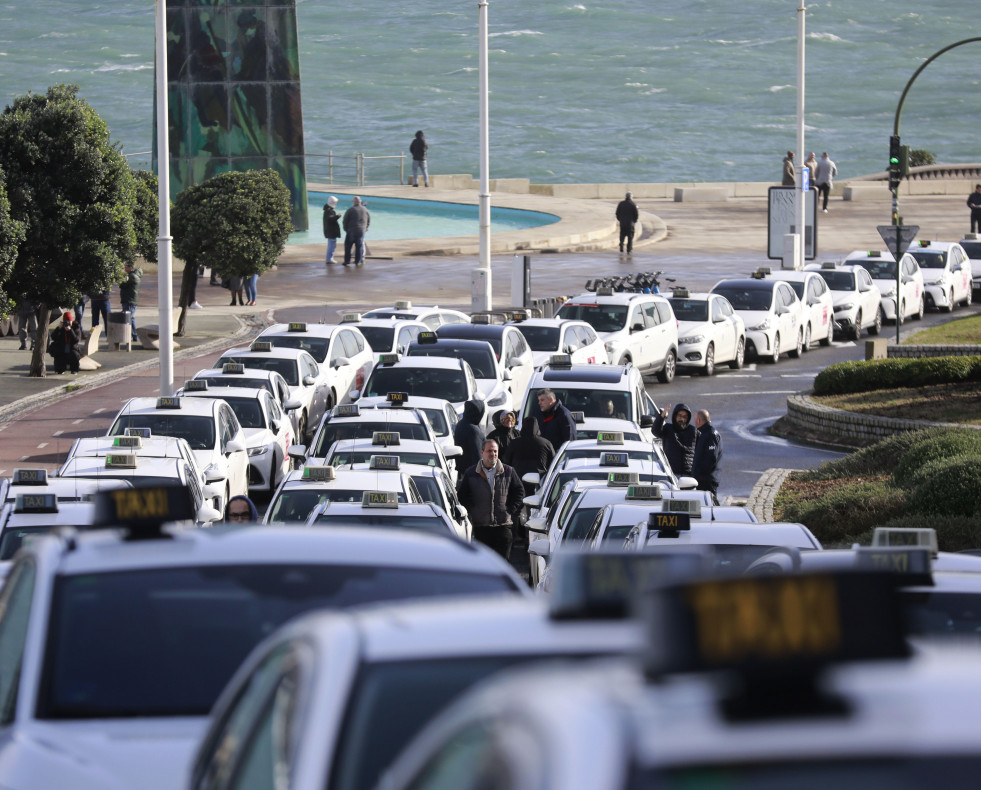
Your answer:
542;367;628;384
713;279;778;290
436;325;507;339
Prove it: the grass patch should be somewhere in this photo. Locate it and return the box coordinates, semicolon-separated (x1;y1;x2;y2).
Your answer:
63;384;83;392
902;313;981;344
812;381;981;425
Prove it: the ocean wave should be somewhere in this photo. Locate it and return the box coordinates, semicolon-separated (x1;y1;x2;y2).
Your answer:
625;83;648;88
707;39;754;46
640;88;666;95
446;67;477;75
489;30;543;38
94;63;153;73
767;85;793;93
569;5;587;11
807;32;845;42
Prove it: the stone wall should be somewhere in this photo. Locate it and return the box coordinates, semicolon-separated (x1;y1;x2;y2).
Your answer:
887;344;981;358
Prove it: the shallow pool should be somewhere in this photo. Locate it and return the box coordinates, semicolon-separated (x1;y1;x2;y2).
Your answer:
288;193;560;244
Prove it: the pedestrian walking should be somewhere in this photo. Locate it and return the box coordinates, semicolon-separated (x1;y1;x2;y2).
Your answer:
814;151;838;213
487;409;519;457
782;150;796;186
48;311;81;374
119;261;142;341
409;130;429;187
244;272;258;306
88;290;110;331
16;298;38;351
342;196;370;266
453;398;486;473
535;388;577;450
967;184;981;234
322;195;342;264
615;191;639;253
654;403;698;477
227;275;245;306
804;151;817;183
692;409;723;504
456;439;525;560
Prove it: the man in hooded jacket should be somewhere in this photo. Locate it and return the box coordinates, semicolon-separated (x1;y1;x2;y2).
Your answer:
654;402;698;477
457;439;524;560
453;398;486;474
503;418;555;484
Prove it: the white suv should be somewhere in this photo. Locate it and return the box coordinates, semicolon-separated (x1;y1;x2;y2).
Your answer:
556;290;678;383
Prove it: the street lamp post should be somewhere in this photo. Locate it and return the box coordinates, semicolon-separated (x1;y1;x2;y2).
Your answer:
794;0;805;271
154;0;174;396
473;0;492;312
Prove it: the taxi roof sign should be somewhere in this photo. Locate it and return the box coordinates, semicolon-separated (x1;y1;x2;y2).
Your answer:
378;353;400;365
12;468;48;486
369;454;401;470
626;484;662;500
340;313;362;323
648;510;692;532
820;261;838;269
671;287;690;299
548;354;573;368
14;493;58;514
250;341;274;353
599;451;629;467
105;454;138;468
470;314;491;324
92;484;196;537
183;379;209;391
112;436;143;449
288;322;307;332
394;300;412;310
125;427;152;439
595;286;614;296
372;431;401;446
362;490;398;508
872;527;938;557
335;404;360;417
570;411;585;424
596;431;625;445
662;499;702;517
302;465;337;482
417;331;438;344
387;391;409;406
607;471;640;487
854;546;933;586
156;396;181;410
222;362;246;375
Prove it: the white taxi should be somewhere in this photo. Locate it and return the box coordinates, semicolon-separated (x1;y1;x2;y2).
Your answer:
805;261;884;340
358;394;460;452
908;240;973;312
189;365;297;422
361;300;471;330
306;493;463;539
665;288;746;375
356;356;480;422
763;268;836;349
958;233;981;293
182;381;294;493
555;288;679;382
435;321;536;408
106;396;249;511
508;317;607;367
335;311;429;361
255;321;375;410
406;334;514;416
711;273;804;363
216;341;327;443
845;249;925;323
323;432;461;485
403;464;473;540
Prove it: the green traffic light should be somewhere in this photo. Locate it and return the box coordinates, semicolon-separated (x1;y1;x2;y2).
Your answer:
889;156;899;163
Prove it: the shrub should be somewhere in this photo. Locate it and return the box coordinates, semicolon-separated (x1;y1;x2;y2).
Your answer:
908;149;936;168
907;456;981;518
800;428;945;480
813;356;981;396
879;514;981;553
782;480;907;546
892;431;981;488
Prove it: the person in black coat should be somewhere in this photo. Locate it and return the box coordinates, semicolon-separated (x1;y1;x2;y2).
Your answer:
48;312;82;374
535;388;576;451
453;398;486;474
615;191;640;253
322;195;342;264
654;402;698;477
692;409;723;503
457;439;524;560
486;409;519;457
503;417;555;485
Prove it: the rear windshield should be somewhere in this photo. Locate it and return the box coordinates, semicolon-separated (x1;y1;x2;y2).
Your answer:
407;345;496;379
221;356;298;386
266;489;409;523
909;251;946;269
364;368;467;403
514;325;560;351
39;564;518;718
311;421;430;457
960;241;981;259
311;513;448;533
218;397;265;429
109;415;215;451
555;303;628;333
328;451;439;468
855;259;897;279
357;326;395;353
199;377;274;396
262;335;331;363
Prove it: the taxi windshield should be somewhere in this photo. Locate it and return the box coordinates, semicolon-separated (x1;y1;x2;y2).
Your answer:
711;286;773;312
329;451;439;468
311;421;430;457
198;377;275;396
522;388;632;422
0;525;55;560
555;303;628;333
409;475;444;507
514;325;561;351
406;344;496;378
266;489;409;523
311;513;446;533
221;356;298;386
960;241;981;258
856;259;897;279
816;270;856;291
668;299;709;322
364;368;468;403
109;415;216;451
263;334;331;363
39;564;519;718
356;326;396;352
909;251;947;269
218;397;265;429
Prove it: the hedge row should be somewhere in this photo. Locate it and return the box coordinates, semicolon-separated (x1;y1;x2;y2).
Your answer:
779;427;981;550
813;355;981;396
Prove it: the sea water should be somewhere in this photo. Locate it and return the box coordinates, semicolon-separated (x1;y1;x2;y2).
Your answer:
0;0;977;185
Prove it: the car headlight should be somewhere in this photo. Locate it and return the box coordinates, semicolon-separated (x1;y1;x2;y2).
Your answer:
248;446;268;457
486;391;508;407
836;302;854;311
679;334;704;345
748;318;772;331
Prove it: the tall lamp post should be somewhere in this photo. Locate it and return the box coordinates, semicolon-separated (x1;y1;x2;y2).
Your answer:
155;0;174;396
794;0;805;271
473;0;492;312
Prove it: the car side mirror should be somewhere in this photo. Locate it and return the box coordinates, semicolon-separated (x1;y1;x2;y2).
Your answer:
348;389;360;400
225;438;246;455
639;415;654;429
522;472;541;487
283;399;301;411
331;356;350;369
204;467;226;484
453;504;468;521
523;494;542;509
196;504;223;525
202;482;224;500
288;445;307;462
501;368;512;381
677;475;698;490
631;322;644;333
527;538;550;558
303;375;316;386
270;418;281;433
444;445;463;459
526;518;548;535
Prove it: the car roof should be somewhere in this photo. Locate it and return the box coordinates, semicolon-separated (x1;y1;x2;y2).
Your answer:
436;324;513;339
536;365;632;384
2;501;97;527
510;318;589;329
195;367;284;382
68;436;190;457
410;337;495;351
327;438;442;453
765;270;821;282
59;455;186;479
260;322;344;338
375;357;467;371
564;292;667;304
712;278;780;291
646;521;819;548
324;407;425;424
359;395;454;410
3;476;132;503
218;347;309;362
278;468;414;490
116;396;222;418
666;291;714;301
184;388;268;402
604;501;756;523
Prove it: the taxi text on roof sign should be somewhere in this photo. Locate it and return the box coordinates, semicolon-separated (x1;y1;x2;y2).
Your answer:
335;404;360;417
125;427;152;439
362;490;398;508
288;322;307;332
369;454;400;470
94;484;196;531
549;354;573;368
854;547;933;585
663;499;702;517
379;353;400;365
597;431;625;445
626;484;661;500
12;468;47;486
340;313;361;323
184;379;209;391
372;431;401;446
608;471;639;487
648;511;691;532
113;436;143;449
600;451;629;467
14;493;58;514
387;391;409;405
222;362;245;375
417;331;438;344
872;527;938;556
302;465;336;482
157;396;181;409
106;454;138;468
250;341;273;353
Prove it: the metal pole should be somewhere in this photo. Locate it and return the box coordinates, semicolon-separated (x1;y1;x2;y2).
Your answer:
155;0;174;396
474;0;492;312
896;226;902;345
794;0;805;271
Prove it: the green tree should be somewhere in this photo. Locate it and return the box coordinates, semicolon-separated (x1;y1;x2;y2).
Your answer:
0;169;26;317
172;169;292;336
130;169;159;263
0;84;136;376
909;149;936;168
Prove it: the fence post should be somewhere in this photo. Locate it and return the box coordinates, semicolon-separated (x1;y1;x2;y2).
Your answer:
328;151;333;184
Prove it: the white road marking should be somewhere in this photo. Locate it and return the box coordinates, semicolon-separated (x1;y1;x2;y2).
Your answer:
779;374;818;378
37;443;48;449
701;390;799;397
72;419;84;424
727;416;841;453
17;456;29;461
719;374;762;378
93;408;105;414
52;430;63;437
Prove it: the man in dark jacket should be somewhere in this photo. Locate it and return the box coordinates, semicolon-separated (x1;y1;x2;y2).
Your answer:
503;417;555;484
487;409;519;457
654;402;698;477
692;409;723;503
615;191;639;253
119;262;142;340
409;130;429;187
342;196;370;266
453;398;486;474
457;439;525;559
536;389;576;451
322;195;342;264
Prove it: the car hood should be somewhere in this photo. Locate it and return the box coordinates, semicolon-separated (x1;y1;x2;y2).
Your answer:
242;427;274;446
732;309;772;325
919;270;946;284
676;320;711;339
474;378;507;400
1;718;207;790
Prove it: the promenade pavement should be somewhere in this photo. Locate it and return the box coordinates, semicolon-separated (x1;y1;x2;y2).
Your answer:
0;188;970;476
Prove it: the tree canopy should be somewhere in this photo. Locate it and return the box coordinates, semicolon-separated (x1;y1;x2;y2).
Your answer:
130;169;159;264
0;170;25;317
172;169;292;279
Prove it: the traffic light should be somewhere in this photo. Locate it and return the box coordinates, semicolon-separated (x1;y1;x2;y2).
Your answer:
889;135;902;191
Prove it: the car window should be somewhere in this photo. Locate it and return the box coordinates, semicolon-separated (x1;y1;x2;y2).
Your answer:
577;325;597;345
397;326;420;351
556;303;628;333
628;306;644;331
0;559;36;724
655;301;674;323
511;330;529;358
710;298;724;322
341;330;362;358
642;302;659;328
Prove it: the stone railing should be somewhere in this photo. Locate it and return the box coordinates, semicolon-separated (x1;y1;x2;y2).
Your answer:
887;344;981;359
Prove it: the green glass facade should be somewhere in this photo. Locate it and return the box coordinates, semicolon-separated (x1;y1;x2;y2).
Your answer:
153;0;308;230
